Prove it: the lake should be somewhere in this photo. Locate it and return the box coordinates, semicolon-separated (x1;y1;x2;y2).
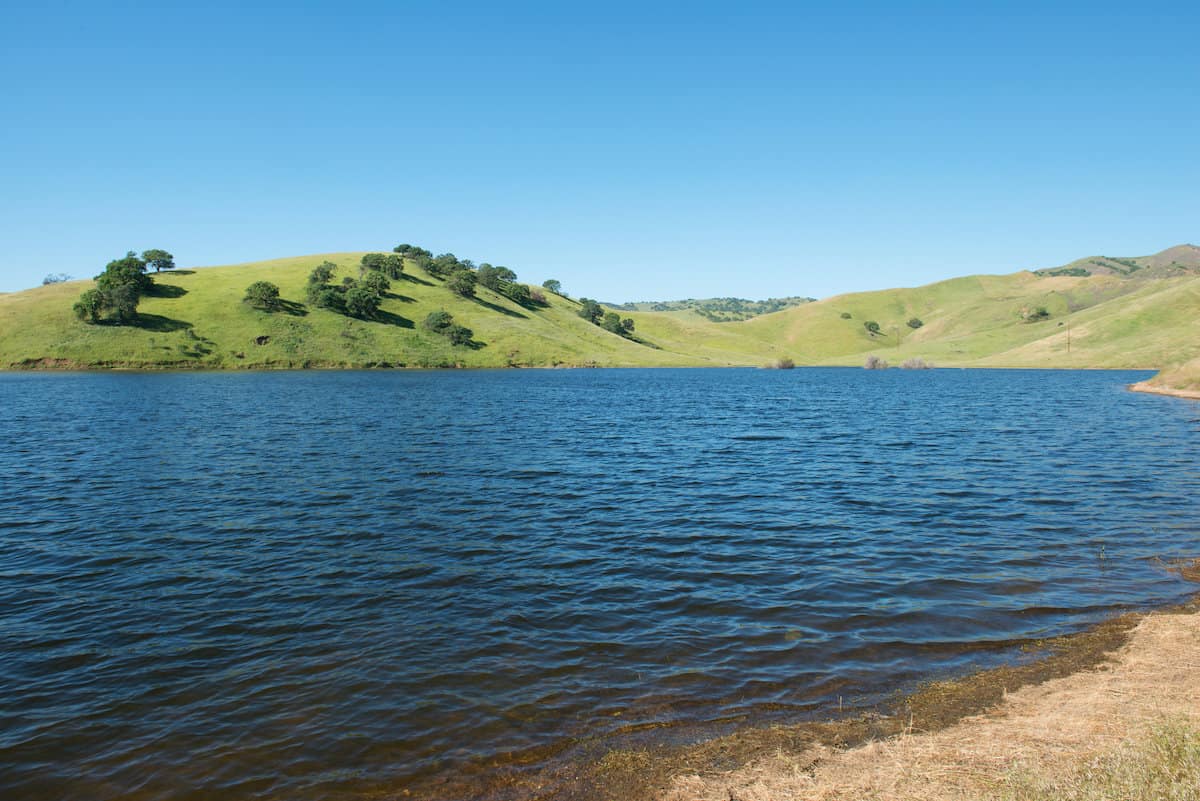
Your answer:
1;368;1197;800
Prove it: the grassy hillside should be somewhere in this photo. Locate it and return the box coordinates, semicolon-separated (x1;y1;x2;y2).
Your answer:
739;269;1200;368
1;246;1198;370
1143;356;1200;393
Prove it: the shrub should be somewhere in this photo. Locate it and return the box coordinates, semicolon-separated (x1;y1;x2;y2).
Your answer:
311;286;344;311
907;317;924;329
446;269;477;298
72;289;103;322
243;281;281;310
427;253;463;278
344;286;382;319
864;354;889;369
1023;306;1051;322
864;320;881;335
423;310;472;346
601;311;625;334
577;298;603;323
901;357;933;369
446;324;474;346
361;253;404;279
769;357;795;369
423;310;453;332
43;273;72;285
360;271;391;296
505;282;532;306
308;261;336;286
840;312;852;319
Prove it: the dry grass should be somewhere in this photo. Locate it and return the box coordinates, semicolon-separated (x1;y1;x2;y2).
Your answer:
663;607;1200;801
1003;719;1200;801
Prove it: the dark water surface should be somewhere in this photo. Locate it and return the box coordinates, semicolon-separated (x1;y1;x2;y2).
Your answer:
2;368;1198;799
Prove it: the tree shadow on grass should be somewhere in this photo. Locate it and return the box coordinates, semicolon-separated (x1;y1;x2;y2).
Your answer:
464;339;487;350
147;283;188;298
384;292;417;303
375;310;414;329
472;296;528;319
133;314;193;332
276;299;308;316
402;273;435;287
158;269;195;276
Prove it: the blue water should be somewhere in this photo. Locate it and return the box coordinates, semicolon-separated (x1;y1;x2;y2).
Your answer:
1;368;1197;800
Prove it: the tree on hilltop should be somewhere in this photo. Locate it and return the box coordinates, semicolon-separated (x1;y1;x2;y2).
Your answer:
142;249;175;272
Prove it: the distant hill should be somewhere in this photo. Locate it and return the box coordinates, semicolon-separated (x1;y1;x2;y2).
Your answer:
602;296;815;322
1034;244;1200;278
1;245;1197;370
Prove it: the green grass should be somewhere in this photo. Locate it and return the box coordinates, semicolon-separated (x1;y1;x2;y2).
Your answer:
2;251;1198;370
1004;719;1200;801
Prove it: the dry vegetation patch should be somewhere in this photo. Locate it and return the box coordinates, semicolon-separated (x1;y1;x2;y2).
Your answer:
663;606;1200;801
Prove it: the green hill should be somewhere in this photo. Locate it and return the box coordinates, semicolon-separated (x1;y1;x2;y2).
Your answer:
1;246;1198;370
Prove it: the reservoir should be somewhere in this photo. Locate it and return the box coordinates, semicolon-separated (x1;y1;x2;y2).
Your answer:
1;368;1197;799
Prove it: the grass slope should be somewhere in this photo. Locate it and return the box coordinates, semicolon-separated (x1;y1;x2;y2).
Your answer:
2;249;1198;370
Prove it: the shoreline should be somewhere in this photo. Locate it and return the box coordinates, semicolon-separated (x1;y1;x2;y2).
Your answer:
406;593;1198;800
1129;380;1200;400
0;362;1167;373
656;597;1200;800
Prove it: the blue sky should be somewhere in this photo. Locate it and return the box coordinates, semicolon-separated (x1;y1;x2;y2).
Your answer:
1;1;1197;299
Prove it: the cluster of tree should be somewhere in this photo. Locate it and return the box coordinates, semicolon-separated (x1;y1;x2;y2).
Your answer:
43;273;72;285
391;244;547;307
577;298;635;337
863;320;882;335
305;260;387;319
393;244;433;260
542;279;563;296
423;310;473;345
73;249;174;324
361;252;405;279
608;295;813;322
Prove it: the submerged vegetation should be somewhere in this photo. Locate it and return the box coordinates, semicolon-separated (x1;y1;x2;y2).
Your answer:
864;354;889;369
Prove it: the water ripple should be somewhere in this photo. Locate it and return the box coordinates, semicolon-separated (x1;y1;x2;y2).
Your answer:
0;368;1197;800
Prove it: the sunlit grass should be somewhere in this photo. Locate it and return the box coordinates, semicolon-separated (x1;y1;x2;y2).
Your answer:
1005;719;1200;801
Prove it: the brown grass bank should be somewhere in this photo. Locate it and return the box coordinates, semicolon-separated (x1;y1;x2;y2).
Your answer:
662;600;1200;801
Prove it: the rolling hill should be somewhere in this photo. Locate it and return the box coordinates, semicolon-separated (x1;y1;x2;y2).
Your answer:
1;245;1197;372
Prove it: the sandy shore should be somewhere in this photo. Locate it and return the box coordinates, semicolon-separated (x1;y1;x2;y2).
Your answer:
1129;380;1200;400
661;602;1200;800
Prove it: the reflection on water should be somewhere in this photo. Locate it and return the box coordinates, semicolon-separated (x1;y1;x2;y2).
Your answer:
0;368;1197;799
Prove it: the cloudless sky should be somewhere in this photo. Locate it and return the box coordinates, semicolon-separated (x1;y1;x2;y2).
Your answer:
1;1;1197;299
